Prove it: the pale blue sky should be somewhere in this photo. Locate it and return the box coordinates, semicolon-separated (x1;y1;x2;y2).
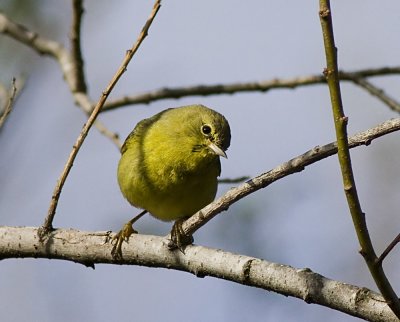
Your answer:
1;1;400;321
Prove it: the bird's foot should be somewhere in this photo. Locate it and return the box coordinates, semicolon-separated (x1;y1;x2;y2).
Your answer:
111;210;147;259
111;221;138;259
168;218;193;253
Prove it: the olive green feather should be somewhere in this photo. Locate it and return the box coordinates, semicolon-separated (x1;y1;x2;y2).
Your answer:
117;104;231;221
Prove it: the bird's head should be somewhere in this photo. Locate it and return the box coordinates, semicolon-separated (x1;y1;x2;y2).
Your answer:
188;105;231;159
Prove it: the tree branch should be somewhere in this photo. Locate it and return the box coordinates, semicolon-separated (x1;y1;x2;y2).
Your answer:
182;118;400;238
218;176;250;184
0;79;16;129
41;0;162;233
0;226;396;322
0;78;24;130
69;0;87;92
101;67;400;112
2;9;399;129
319;1;400;318
1;118;399;321
377;233;400;265
346;76;400;113
0;11;121;146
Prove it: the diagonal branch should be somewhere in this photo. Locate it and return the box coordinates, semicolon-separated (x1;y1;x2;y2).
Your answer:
0;78;24;130
41;0;162;234
319;0;400;318
346;75;400;113
0;11;120;146
182;118;400;238
377;233;400;265
0;11;79;93
0;79;16;129
2;118;400;321
0;226;397;322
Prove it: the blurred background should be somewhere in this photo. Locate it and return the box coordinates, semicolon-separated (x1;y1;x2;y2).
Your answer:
1;1;400;321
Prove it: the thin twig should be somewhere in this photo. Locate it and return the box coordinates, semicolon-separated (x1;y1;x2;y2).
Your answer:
69;0;87;92
0;78;18;130
377;233;400;265
41;0;162;234
101;66;400;112
182;118;400;237
94;119;122;149
319;1;400;318
218;176;250;184
0;11;120;146
345;75;400;113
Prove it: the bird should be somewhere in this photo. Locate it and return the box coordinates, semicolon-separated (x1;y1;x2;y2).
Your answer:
112;104;231;257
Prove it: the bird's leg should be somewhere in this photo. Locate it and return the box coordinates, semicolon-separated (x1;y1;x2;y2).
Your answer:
168;217;194;253
111;210;147;259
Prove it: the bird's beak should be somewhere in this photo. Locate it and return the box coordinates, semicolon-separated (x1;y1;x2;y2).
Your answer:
208;142;227;158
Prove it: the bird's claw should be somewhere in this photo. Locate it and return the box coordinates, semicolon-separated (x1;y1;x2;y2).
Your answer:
111;222;138;259
168;218;193;253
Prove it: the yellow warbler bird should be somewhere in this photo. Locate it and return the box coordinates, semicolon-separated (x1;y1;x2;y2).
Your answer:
113;104;231;256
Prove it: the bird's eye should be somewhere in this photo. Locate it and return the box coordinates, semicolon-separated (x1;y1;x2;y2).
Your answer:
201;124;212;136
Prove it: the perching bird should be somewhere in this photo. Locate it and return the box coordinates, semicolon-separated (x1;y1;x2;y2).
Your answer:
113;104;231;257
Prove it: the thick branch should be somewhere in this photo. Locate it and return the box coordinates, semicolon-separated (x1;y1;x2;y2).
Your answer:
319;1;400;318
0;226;396;322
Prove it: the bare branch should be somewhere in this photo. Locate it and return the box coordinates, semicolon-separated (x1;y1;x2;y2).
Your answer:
0;12;77;91
69;0;87;92
0;226;397;322
0;78;24;130
182;118;400;238
94;119;122;149
41;0;162;234
2;9;400;120
218;176;250;184
0;11;120;146
101;66;400;112
0;79;16;129
346;76;400;113
319;1;400;318
377;233;400;265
